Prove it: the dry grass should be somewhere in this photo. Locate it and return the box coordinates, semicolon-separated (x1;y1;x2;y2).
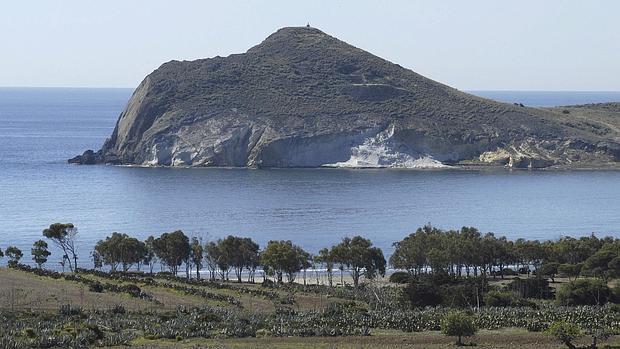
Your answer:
123;329;620;349
0;267;155;311
0;268;347;313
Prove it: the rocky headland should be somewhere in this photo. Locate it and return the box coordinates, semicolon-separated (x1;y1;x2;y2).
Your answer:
70;27;620;169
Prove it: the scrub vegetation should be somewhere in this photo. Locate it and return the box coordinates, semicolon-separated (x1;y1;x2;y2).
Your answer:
1;222;620;348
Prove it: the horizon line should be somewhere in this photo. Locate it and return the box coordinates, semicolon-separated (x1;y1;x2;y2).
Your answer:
1;86;620;93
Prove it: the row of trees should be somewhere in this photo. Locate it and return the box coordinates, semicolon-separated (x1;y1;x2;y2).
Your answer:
90;231;386;287
390;225;620;281
3;222;618;287
0;240;51;268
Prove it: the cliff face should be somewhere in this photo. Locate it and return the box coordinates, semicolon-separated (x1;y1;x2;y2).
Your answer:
70;27;620;169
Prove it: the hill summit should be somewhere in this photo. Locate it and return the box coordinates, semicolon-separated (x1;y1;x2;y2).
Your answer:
70;27;620;168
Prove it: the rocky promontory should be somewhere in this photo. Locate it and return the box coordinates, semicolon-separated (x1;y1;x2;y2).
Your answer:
70;27;620;169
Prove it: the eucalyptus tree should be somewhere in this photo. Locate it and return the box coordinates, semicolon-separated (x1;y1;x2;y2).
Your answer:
582;243;620;281
94;232;147;271
190;237;204;279
260;240;308;283
204;241;219;281
152;230;190;275
43;223;79;272
314;248;334;286
460;227;482;276
331;236;386;288
5;246;23;267
31;240;51;268
91;250;103;270
143;236;157;274
239;237;260;283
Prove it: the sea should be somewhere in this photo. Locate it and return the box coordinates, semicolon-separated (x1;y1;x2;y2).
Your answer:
1;87;619;268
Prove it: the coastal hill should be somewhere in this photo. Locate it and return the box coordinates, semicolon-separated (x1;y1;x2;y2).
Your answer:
70;27;620;168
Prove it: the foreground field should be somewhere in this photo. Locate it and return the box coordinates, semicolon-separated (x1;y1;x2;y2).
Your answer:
1;267;619;349
122;330;620;349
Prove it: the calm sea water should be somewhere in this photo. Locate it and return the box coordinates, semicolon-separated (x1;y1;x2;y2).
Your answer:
1;87;619;267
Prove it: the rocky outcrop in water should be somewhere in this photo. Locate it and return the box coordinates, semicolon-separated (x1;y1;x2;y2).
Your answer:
70;27;620;169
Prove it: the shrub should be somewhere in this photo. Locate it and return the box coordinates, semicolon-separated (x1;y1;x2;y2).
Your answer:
58;304;83;316
484;290;533;307
111;304;126;314
403;276;485;308
507;277;553;299
89;281;104;293
440;283;478;308
611;282;620;304
389;272;411;284
402;279;442;307
255;328;271;337
441;311;477;345
556;279;611;306
501;268;518;276
545;321;583;349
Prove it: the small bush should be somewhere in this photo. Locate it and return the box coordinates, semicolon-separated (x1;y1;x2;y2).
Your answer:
545;321;583;348
58;304;83;316
484;290;533;307
89;281;104;293
389;271;411;284
556;279;610;305
255;328;271;337
111;304;126;314
441;311;477;345
22;328;36;338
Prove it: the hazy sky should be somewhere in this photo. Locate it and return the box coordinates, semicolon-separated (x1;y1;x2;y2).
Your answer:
2;1;619;90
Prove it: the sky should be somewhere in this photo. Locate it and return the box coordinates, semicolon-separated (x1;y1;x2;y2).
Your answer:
1;0;619;90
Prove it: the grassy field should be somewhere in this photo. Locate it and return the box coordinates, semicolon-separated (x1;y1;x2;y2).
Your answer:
122;329;620;349
1;267;618;349
0;267;348;312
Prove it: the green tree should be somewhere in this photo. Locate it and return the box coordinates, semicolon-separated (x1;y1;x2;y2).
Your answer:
440;311;477;346
152;230;190;275
31;240;51;268
204;241;220;281
583;245;619;281
331;236;386;288
190;237;204;279
214;237;233;281
390;225;438;275
260;240;308;283
143;236;157;274
43;223;79;272
240;237;260;283
314;248;334;287
5;246;23;267
538;262;560;282
556;279;611;306
91;250;103;270
94;232;147;271
546;321;583;349
558;263;582;281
